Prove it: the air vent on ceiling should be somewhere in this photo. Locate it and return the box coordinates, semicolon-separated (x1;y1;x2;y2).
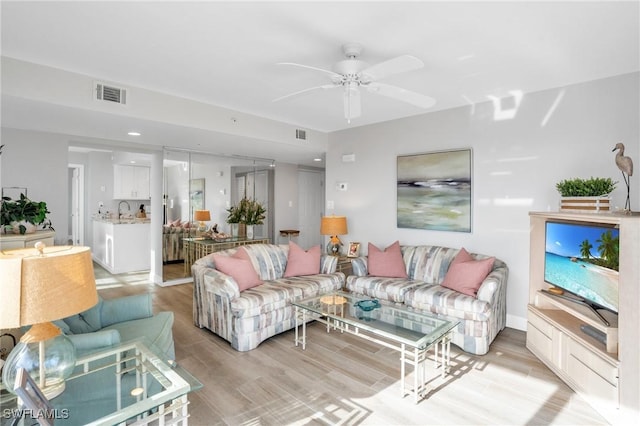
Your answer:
94;82;127;105
295;129;307;140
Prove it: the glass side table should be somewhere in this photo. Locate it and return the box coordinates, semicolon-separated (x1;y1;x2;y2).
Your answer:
1;339;202;426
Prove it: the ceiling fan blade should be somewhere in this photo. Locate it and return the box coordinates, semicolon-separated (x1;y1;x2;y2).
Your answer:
361;55;424;81
273;84;337;103
277;62;342;79
343;86;361;123
368;82;436;109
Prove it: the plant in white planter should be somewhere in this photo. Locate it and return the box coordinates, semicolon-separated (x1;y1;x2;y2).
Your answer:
0;194;54;234
556;177;617;212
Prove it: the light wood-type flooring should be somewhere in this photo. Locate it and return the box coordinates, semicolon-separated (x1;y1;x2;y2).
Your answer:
95;265;609;425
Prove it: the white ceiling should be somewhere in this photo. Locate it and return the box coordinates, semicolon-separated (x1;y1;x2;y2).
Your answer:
2;1;639;164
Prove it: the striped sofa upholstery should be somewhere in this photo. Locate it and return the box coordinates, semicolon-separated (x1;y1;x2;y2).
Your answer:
347;245;508;355
192;244;345;351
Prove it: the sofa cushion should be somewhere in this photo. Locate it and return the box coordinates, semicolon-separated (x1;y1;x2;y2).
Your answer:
401;245;460;283
284;242;321;277
346;275;423;303
368;241;407;278
405;284;492;322
441;248;495;297
242;244;289;281
231;274;343;318
213;248;263;291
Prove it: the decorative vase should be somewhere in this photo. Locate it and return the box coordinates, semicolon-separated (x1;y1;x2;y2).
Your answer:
238;223;246;238
246;225;254;240
10;221;37;234
230;223;239;237
560;196;610;212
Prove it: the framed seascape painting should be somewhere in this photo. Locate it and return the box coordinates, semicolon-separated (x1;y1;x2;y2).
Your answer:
397;148;472;232
190;178;205;213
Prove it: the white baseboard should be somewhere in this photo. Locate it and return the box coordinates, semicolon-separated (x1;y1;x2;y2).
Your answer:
506;314;527;331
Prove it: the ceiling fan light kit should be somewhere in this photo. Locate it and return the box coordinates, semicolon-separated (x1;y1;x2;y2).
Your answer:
274;43;435;123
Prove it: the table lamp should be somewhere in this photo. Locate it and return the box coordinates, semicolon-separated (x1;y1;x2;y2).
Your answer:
320;215;348;256
0;243;98;399
194;210;211;232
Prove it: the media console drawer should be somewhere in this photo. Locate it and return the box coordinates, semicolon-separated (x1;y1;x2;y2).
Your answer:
567;338;618;386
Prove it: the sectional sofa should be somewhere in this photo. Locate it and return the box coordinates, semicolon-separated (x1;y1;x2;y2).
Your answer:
192;241;507;355
347;243;509;355
192;243;345;351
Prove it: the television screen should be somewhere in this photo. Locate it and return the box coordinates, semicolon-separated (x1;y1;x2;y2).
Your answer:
544;220;619;313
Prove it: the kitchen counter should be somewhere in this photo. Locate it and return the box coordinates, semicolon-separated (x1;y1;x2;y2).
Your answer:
92;219;150;274
93;217;151;224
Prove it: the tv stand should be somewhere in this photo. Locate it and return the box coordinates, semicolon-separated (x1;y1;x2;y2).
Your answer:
540;289;610;326
527;211;640;424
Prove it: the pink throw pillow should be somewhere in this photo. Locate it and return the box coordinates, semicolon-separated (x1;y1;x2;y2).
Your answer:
213;248;263;291
284;242;321;277
441;248;495;297
368;241;407;278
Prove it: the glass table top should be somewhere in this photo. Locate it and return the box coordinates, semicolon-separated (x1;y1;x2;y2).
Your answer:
292;291;460;349
1;338;201;426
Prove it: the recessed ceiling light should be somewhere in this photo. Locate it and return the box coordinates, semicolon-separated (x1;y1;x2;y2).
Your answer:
313;158;322;162
127;131;141;136
130;160;136;164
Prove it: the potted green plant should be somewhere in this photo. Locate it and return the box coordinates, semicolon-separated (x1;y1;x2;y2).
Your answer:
226;202;244;237
1;194;54;234
556;177;617;212
243;198;266;239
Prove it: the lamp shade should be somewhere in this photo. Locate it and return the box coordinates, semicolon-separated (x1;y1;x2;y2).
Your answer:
194;210;211;221
1;244;98;399
0;245;98;329
320;216;348;236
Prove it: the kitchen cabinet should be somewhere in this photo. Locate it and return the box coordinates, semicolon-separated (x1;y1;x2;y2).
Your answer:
92;219;150;274
113;165;150;200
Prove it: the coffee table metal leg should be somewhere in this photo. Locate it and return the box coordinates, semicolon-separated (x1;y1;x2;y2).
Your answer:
400;343;406;398
294;306;307;350
414;346;420;404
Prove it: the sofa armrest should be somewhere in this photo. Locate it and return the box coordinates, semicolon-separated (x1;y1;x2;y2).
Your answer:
193;268;239;342
477;263;509;334
100;294;153;328
351;256;368;276
67;329;121;353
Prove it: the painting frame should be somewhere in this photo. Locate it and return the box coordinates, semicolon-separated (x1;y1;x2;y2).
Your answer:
347;242;361;258
397;148;472;233
14;368;54;426
190;178;205;216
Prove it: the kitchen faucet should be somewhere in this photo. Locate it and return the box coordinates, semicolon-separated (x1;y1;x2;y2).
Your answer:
118;200;131;219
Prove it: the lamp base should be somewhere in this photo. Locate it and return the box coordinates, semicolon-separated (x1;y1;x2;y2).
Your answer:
2;323;76;400
326;241;342;256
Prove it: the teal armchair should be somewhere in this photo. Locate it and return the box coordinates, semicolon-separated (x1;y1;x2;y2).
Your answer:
49;294;176;424
55;293;175;360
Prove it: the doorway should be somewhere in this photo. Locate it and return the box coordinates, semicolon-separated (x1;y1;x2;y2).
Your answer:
297;169;324;249
68;164;85;245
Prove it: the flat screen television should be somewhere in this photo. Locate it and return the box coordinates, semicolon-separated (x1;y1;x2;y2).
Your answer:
544;220;619;316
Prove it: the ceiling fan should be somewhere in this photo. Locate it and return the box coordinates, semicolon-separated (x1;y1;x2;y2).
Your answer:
273;43;436;123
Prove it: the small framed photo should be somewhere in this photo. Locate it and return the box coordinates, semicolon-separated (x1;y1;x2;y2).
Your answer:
347;242;361;258
14;368;54;426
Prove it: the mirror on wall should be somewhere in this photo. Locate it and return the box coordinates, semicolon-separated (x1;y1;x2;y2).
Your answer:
161;148;274;284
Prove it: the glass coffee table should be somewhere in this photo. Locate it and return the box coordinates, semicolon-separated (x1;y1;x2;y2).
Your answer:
1;339;201;426
292;291;459;403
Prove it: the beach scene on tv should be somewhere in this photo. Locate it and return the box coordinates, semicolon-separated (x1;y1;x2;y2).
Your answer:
544;221;619;313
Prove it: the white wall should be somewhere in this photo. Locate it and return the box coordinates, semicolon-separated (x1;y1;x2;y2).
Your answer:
326;73;639;330
0;129;69;245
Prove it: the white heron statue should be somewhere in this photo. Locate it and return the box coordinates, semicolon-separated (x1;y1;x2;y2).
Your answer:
612;142;633;212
